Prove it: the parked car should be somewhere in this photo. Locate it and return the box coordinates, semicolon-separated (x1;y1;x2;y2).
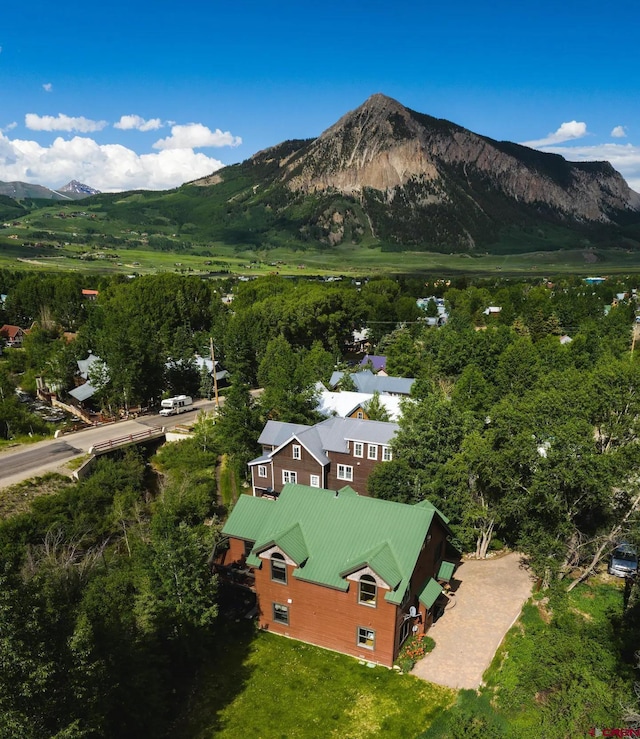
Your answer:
608;542;638;578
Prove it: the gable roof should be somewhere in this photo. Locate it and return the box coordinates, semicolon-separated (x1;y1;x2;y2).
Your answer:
223;485;444;605
329;369;415;396
250;416;399;470
315;384;403;421
258;420;310;447
77;353;103;380
0;324;25;340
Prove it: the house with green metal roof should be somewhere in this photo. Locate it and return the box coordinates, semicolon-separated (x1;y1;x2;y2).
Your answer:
216;484;458;667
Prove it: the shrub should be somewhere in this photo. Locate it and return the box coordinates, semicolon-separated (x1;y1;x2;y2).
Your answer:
395;633;435;671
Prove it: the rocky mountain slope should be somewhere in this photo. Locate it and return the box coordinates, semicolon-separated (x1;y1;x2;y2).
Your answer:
0;179;100;201
193;93;640;251
57;180;101;198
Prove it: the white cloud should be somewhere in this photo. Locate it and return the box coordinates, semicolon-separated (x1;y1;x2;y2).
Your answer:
114;114;163;132
0;131;226;191
42;83;53;93
153;123;241;150
536;142;640;193
611;125;627;139
25;113;108;133
1;122;17;133
521;121;589;148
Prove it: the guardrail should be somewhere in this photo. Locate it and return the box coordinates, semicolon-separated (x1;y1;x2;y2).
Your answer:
88;427;165;455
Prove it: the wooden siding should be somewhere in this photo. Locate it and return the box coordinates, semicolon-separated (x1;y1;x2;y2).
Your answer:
325;446;382;496
270;439;325;492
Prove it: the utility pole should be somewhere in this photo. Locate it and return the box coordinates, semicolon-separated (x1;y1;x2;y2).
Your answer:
210;337;220;410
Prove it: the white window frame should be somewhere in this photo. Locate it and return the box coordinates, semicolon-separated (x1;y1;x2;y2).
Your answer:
354;442;364;458
356;411;364;419
282;470;297;485
309;474;320;488
382;446;392;461
357;626;375;650
368;444;378;460
337;464;353;481
292;444;301;460
258;465;267;478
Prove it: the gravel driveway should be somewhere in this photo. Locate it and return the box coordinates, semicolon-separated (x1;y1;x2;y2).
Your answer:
411;552;534;689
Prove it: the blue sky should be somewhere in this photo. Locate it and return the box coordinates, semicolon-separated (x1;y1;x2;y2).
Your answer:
1;0;639;192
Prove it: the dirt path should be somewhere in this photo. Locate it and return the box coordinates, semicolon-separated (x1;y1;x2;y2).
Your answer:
411;552;534;689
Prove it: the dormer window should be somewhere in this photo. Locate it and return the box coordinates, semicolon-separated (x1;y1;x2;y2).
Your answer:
358;574;377;606
271;552;287;583
354;442;363;458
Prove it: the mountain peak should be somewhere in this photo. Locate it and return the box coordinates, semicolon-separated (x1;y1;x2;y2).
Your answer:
57;180;100;198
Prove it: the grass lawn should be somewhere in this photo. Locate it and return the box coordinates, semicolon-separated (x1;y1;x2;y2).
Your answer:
174;626;454;739
7;234;640;279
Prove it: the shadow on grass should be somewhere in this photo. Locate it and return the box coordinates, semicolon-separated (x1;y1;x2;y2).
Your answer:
168;587;257;738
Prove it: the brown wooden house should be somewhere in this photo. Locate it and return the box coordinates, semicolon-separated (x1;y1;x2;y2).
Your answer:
248;416;398;497
216;484;457;667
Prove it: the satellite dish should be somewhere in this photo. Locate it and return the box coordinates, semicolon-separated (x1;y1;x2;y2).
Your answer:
409;606;417;618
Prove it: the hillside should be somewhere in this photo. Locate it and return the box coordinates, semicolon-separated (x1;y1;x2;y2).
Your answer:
187;93;640;252
1;95;640;256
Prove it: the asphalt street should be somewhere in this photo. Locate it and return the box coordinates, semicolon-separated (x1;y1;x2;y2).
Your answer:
0;398;221;488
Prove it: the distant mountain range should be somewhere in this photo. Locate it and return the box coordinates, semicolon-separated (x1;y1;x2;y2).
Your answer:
0;179;100;201
1;95;639;253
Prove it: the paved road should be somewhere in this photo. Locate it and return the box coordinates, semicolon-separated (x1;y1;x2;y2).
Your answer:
411;552;534;689
0;398;220;489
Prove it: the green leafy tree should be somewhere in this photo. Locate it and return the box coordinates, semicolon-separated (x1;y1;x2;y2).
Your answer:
363;391;390;422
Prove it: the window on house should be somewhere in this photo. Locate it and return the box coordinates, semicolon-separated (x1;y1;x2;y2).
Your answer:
337;464;353;481
368;444;378;460
382;446;392;461
399;618;411;646
310;474;320;488
244;540;254;557
258;465;267;478
357;627;375;650
292;444;301;460
271;553;287;583
354;442;364;458
273;603;289;625
358;574;377;606
356;411;364;419
282;470;297;485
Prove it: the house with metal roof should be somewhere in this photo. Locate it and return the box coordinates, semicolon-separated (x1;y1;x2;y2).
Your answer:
314;384;403;422
248;416;398;497
328;369;415;396
0;324;28;347
216;484;457;667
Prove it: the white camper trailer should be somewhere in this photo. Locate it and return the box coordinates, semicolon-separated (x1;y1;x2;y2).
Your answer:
159;395;193;416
